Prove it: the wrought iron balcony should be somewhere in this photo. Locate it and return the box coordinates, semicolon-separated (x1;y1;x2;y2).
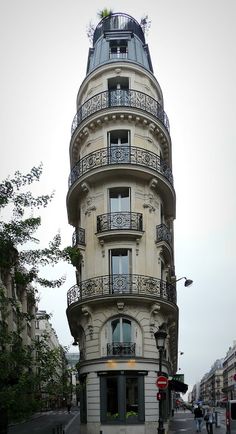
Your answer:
67;274;176;306
107;342;136;356
71;89;169;136
93;13;145;45
97;212;143;233
69;146;173;188
156;224;172;247
72;227;85;246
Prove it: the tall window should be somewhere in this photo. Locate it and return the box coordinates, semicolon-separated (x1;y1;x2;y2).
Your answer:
109;249;132;293
108;130;130;163
108;77;130;107
109;187;130;212
109;40;128;59
100;373;145;423
111;318;132;343
108;317;135;356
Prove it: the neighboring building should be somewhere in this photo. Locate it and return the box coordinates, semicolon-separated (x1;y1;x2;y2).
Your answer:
66;352;80;405
35;310;61;350
66;12;178;434
198;360;224;405
223;342;236;400
35;309;66;410
0;253;35;348
191;382;200;404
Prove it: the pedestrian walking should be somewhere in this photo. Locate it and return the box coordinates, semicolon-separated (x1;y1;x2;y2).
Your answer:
194;404;204;432
67;402;72;413
204;407;215;434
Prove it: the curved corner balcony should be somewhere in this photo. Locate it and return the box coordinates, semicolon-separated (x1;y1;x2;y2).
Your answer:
67;274;176;307
71;89;169;136
97;212;143;233
68;146;173;188
72;227;85;246
93;13;145;45
156;224;172;248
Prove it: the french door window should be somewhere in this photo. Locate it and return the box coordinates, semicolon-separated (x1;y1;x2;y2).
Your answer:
109;187;130;213
108;130;130;163
108;77;130;107
109;317;135;356
109;40;128;59
109;249;132;293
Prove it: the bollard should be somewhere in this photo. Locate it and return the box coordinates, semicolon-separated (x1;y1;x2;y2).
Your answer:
215;411;221;428
52;424;64;434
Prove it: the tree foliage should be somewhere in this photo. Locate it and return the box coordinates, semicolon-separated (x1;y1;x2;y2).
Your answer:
0;164;79;283
0;165;80;422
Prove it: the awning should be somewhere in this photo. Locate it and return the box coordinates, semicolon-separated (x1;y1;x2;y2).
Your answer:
169;379;188;394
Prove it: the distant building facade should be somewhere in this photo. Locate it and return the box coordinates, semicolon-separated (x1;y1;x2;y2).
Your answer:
197;360;224;405
223;342;236;400
66;352;80;405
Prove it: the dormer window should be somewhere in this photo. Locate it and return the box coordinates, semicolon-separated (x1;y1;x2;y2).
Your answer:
109;40;128;59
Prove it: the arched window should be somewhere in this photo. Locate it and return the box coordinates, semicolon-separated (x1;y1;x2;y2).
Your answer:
111;317;131;342
107;317;135;356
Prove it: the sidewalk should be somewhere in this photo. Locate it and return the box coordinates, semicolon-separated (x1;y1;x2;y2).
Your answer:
168;409;226;434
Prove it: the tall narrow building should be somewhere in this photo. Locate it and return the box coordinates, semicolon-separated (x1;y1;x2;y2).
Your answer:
66;12;178;434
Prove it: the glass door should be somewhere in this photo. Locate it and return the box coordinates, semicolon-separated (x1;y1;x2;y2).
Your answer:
110;249;131;293
109;188;130;230
108;130;130;164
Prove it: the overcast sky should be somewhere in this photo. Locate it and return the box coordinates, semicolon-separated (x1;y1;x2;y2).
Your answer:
1;0;236;392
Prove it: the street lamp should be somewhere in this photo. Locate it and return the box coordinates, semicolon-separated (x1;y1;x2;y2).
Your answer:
154;326;168;434
173;276;193;287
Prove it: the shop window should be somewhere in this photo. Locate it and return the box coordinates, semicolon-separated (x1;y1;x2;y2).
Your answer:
100;373;144;423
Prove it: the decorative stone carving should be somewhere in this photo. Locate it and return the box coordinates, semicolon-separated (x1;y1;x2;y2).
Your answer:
149;303;161;336
117;302;125;311
82;305;93;340
143;192;159;213
84;196;96;216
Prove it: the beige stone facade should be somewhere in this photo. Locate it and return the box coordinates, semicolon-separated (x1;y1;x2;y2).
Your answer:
66;12;178;434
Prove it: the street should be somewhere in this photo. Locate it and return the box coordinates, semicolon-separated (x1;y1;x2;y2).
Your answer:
169;408;226;434
8;407;80;434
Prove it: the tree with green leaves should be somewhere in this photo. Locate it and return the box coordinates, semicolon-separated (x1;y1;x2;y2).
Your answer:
0;164;80;425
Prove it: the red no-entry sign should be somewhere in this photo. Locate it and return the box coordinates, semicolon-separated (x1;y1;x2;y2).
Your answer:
156;376;169;389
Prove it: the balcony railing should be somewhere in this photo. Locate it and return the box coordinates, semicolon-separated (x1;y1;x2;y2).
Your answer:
97;212;143;233
71;89;169;136
93;13;145;45
67;274;176;306
107;342;136;356
72;227;85;246
69;146;173;188
156;224;172;247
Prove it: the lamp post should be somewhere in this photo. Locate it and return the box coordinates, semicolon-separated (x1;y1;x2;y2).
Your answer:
173;276;193;287
154;327;167;434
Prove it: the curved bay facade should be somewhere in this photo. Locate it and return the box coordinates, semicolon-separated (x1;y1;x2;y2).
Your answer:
66;13;178;434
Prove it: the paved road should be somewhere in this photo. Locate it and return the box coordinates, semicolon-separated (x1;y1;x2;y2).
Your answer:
169;409;226;434
8;408;80;434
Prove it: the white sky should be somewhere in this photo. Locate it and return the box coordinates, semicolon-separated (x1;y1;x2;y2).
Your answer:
1;0;236;391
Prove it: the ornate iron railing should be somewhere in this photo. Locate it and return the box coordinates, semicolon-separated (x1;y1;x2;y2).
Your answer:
67;274;176;306
71;89;169;136
69;146;173;188
156;224;172;247
107;342;136;356
93;13;145;45
97;212;143;233
72;227;85;246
